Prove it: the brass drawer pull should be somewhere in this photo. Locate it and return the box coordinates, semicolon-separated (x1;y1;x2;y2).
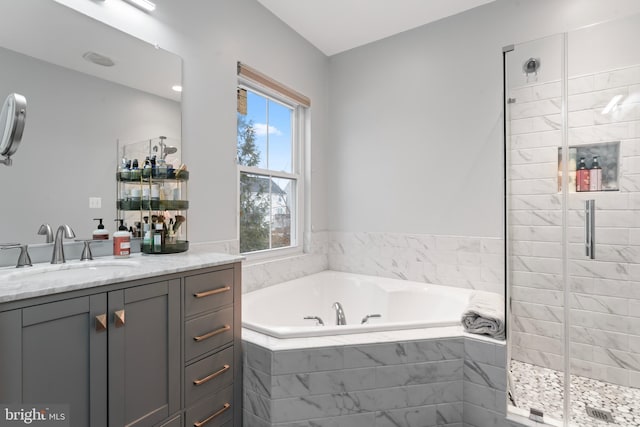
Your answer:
114;309;125;327
193;325;231;342
193;403;230;427
95;314;107;332
194;285;231;299
193;364;230;386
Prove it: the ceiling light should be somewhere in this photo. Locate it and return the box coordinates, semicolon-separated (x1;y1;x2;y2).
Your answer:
171;85;183;93
82;51;115;67
122;0;156;12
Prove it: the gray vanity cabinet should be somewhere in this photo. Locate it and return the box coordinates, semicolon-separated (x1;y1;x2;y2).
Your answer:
0;261;241;427
0;279;180;427
107;279;180;427
0;295;108;427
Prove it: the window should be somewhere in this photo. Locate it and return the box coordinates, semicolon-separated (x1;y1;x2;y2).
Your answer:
237;65;308;255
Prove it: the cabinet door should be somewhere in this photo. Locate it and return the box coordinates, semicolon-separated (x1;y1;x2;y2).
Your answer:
0;295;108;427
108;279;180;427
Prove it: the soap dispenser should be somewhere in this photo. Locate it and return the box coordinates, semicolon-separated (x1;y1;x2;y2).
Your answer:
113;219;130;257
92;218;109;240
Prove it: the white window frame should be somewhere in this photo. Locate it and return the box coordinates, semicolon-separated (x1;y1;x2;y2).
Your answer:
237;78;306;260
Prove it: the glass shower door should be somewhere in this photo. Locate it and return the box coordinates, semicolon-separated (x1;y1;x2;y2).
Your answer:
506;12;640;427
566;13;640;427
505;33;567;425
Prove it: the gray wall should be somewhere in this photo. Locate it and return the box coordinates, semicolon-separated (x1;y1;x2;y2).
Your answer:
327;0;640;238
31;0;640;248
54;0;329;246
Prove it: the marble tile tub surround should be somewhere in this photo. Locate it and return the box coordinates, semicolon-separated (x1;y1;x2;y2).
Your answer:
508;64;640;388
328;231;504;295
243;330;508;427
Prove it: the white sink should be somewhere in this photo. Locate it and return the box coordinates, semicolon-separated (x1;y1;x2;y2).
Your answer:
0;259;141;281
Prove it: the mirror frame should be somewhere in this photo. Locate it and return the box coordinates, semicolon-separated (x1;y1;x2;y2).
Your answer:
0;93;27;165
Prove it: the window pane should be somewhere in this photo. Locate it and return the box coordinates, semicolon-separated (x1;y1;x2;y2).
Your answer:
270;177;295;249
237;90;293;173
237;91;267;168
239;172;270;253
267;100;293;173
237;84;299;255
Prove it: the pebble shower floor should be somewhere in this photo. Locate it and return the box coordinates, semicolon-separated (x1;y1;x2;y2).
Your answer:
509;360;640;426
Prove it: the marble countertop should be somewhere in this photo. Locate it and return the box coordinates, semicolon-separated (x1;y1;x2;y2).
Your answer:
0;245;243;304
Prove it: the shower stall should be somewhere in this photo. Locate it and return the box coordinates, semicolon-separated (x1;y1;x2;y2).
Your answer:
505;12;640;427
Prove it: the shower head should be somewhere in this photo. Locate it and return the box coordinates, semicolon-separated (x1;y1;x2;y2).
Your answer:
523;57;541;75
162;146;177;160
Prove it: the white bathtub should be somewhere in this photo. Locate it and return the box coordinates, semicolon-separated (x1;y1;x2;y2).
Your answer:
242;270;473;338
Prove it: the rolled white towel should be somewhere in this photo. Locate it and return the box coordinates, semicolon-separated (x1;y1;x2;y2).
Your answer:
461;291;505;340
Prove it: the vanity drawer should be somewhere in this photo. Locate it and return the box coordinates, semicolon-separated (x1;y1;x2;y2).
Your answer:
185;307;234;361
186;384;233;427
185;346;234;407
185;269;234;317
158;415;181;427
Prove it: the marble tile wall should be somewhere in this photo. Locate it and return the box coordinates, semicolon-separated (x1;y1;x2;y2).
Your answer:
241;231;329;293
463;337;508;427
508;64;640;386
243;336;508;427
328;231;504;295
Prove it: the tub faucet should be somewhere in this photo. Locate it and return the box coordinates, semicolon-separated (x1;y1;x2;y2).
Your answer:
361;314;382;324
332;302;347;325
303;316;325;326
51;224;75;264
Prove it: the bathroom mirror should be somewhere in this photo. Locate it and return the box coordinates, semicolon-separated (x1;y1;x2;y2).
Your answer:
0;1;181;244
0;93;27;166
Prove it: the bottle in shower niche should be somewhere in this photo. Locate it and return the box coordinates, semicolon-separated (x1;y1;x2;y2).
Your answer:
576;157;590;192
589;156;602;191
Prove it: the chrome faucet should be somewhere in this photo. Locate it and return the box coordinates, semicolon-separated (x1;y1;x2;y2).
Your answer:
51;225;75;264
303;316;325;326
1;243;32;268
332;302;347;325
37;223;54;243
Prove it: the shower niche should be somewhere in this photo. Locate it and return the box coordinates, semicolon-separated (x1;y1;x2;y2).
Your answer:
557;141;620;192
116;136;189;254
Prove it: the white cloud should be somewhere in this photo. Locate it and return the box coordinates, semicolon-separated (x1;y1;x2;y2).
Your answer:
254;123;282;136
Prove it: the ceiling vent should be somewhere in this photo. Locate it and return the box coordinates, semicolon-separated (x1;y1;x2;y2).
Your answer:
82;51;115;67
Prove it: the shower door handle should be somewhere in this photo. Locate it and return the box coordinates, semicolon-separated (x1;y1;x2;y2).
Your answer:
585;200;595;259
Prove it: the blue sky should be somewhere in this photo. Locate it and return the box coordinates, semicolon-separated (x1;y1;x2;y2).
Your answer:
245;91;292;173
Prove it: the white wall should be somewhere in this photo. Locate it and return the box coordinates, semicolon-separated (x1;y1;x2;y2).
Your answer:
53;0;330;245
327;0;640;238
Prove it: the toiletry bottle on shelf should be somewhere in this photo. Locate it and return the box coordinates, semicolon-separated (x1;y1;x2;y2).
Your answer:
167;218;176;244
157;159;168;179
152;217;163;253
143;156;152;178
92;218;109;240
113;219;130;257
142;216;151;248
576;157;590;192
119;157;129;180
589;156;602;191
130;158;141;180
